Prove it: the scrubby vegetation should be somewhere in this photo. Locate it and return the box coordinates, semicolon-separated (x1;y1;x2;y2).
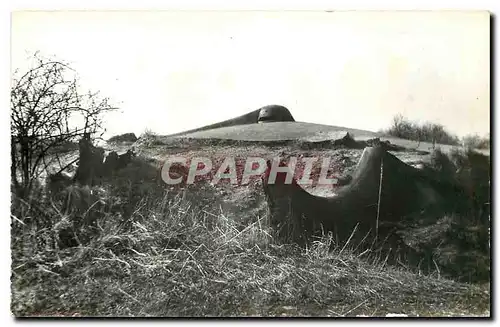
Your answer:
383;114;460;146
409;148;490;282
11;150;490;317
107;133;138;144
462;134;490;150
136;128;165;147
383;114;490;151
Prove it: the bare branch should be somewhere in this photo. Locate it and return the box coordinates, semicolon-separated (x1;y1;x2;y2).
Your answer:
11;52;119;194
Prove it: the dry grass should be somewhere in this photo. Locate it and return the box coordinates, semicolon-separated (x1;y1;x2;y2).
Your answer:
10;150;490;317
11;194;489;316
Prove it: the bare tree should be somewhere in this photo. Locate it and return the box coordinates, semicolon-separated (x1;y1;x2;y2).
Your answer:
390;114;405;137
11;52;118;195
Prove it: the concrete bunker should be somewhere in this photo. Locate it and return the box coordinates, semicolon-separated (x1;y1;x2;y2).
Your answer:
257;105;295;123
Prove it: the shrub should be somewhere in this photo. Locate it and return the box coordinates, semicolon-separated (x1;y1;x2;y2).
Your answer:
136;129;165;146
108;133;138;143
140;128;156;138
384;114;460;146
423;147;490;220
462;134;490;150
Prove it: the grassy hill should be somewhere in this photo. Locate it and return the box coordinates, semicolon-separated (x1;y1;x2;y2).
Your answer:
164;121;488;156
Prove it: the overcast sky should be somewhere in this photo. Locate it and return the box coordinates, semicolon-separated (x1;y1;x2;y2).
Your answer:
11;11;490;138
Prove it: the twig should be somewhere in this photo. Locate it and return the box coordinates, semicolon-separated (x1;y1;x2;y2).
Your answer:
342;299;368;316
127;247;147;257
94;257;131;269
216;215;267;250
432;258;441;279
353;229;373;254
117;287;141;305
37;265;60;276
339;223;359;256
11;214;25;225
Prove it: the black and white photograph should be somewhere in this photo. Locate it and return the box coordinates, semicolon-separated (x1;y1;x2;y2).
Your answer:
10;10;491;317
